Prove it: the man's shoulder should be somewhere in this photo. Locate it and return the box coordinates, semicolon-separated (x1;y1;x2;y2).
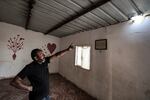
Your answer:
45;57;50;63
25;61;35;68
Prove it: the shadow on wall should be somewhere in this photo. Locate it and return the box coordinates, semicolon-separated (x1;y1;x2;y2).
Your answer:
145;89;150;100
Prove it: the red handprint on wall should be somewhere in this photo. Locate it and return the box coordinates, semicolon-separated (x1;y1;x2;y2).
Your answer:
7;35;25;60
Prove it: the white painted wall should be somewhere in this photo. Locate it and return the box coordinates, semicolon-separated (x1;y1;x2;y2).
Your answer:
0;22;60;79
59;28;111;100
59;17;150;100
108;18;150;100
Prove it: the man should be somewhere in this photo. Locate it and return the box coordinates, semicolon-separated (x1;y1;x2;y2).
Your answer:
10;44;74;100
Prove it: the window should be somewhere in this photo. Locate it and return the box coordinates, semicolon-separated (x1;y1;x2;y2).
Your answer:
75;46;91;70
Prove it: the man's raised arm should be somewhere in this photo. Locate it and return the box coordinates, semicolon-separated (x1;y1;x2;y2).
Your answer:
49;44;74;60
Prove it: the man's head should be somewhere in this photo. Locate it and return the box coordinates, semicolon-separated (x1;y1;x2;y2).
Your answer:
31;49;45;62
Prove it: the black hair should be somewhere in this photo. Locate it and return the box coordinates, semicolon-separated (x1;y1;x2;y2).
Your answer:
31;48;42;61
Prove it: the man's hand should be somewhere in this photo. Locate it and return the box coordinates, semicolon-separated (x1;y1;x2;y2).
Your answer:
27;86;33;92
10;76;33;92
67;44;74;51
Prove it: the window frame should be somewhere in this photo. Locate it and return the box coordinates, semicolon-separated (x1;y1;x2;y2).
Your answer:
74;45;91;70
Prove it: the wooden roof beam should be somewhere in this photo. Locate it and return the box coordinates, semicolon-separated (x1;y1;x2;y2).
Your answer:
25;0;35;29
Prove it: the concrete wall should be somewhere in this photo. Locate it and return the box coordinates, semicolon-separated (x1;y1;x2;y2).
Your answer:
59;29;111;100
59;17;150;100
108;18;150;100
0;22;60;79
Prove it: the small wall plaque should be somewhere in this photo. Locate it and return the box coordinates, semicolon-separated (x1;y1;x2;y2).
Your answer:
95;39;107;50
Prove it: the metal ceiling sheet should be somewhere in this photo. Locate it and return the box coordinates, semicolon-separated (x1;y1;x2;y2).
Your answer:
30;0;88;34
54;0;82;12
112;0;138;17
36;0;69;19
48;0;150;37
133;0;150;13
29;6;64;29
65;24;82;31
39;0;75;15
84;12;110;26
79;16;100;28
69;21;89;30
52;0;103;30
91;8;118;24
70;0;92;8
50;26;79;37
73;18;95;29
100;2;128;22
51;27;87;37
0;0;28;27
0;0;150;37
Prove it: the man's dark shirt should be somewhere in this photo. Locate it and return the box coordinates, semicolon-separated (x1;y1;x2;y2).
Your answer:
17;57;50;100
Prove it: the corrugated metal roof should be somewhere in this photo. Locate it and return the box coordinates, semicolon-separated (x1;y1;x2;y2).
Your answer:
0;0;150;37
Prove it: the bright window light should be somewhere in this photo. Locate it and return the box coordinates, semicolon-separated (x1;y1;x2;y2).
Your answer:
75;46;91;70
131;15;145;23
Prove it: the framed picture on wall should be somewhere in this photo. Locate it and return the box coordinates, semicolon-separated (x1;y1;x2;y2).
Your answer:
95;39;107;50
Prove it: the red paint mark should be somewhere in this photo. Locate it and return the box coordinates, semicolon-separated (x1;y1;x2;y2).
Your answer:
7;34;24;60
42;45;48;55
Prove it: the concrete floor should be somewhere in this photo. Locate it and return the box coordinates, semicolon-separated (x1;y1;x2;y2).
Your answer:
0;73;96;100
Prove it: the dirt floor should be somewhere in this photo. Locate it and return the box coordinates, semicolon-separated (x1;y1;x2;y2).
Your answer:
0;73;97;100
